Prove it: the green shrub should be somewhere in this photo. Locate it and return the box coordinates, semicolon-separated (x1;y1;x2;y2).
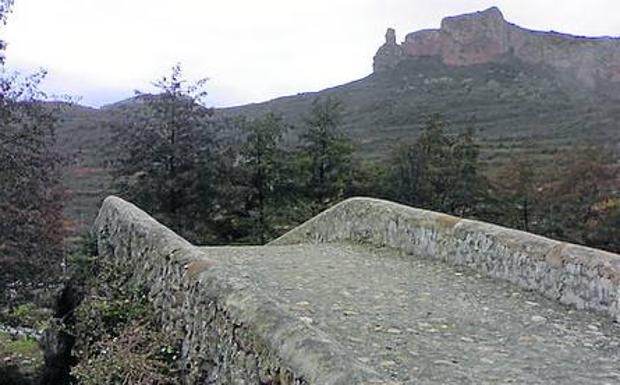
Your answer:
0;302;52;330
68;256;180;385
0;331;44;380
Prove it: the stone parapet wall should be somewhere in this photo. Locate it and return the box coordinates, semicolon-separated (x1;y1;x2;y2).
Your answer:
271;197;620;322
94;196;388;385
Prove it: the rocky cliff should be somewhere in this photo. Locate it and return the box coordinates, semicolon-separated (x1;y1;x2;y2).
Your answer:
374;7;620;86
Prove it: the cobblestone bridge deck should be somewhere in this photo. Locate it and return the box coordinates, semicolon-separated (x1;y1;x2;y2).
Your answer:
199;244;620;385
96;196;620;385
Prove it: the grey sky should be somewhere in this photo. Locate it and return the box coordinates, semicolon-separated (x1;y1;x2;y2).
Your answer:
3;0;619;108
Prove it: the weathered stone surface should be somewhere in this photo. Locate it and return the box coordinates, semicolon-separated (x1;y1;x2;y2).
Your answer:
373;7;620;86
94;196;386;385
373;28;405;72
94;196;620;384
199;244;620;384
272;197;620;322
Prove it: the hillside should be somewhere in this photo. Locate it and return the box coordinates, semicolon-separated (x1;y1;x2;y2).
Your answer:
54;7;620;233
222;55;620;161
53;103;115;234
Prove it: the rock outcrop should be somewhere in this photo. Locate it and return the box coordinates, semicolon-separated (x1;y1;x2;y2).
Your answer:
372;28;404;72
374;7;620;86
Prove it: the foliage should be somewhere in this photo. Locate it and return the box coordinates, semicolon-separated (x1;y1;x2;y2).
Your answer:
71;320;179;385
0;302;52;330
493;151;540;231
296;96;354;213
0;2;65;304
345;159;387;199
66;233;98;270
112;63;220;243
53;53;620;243
584;201;620;253
540;146;618;248
1;333;40;356
235;113;289;243
0;331;43;384
102;64;618;252
491;144;619;252
69;255;180;385
388;115;487;216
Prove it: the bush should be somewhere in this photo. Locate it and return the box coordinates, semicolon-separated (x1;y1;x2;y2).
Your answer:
0;302;52;330
0;331;44;383
68;255;180;385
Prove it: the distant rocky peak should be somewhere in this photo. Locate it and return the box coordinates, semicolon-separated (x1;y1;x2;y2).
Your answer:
440;6;505;31
373;27;404;73
385;28;397;45
373;7;620;86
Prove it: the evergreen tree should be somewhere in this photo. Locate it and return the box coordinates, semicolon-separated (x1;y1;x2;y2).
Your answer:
449;126;487;216
345;159;387;199
389;115;487;216
112;63;218;243
237;113;288;243
297;96;354;213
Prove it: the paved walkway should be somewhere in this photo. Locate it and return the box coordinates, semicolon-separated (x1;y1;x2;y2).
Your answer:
199;243;620;385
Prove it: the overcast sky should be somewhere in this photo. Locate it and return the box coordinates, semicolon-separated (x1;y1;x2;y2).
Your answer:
2;0;619;108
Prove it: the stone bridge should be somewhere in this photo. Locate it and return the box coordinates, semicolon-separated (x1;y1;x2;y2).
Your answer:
94;196;620;385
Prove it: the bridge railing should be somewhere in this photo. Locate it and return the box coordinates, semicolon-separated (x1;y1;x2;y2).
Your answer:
272;197;620;322
94;196;390;385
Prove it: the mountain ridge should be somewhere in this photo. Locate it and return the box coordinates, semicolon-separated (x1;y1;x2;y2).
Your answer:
374;7;620;87
53;7;620;233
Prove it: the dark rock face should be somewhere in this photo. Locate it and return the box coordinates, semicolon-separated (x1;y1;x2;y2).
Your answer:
39;321;74;385
38;277;86;385
372;28;404;72
374;7;620;86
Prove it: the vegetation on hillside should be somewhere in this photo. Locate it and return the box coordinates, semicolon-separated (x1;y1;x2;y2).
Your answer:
235;113;289;243
0;0;65;305
108;67;619;253
388;116;487;217
111;63;218;244
297;96;355;214
51;55;620;237
67;249;181;385
0;3;68;383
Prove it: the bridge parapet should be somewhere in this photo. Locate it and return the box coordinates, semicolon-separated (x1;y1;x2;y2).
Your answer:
94;196;620;384
94;196;390;385
272;197;620;322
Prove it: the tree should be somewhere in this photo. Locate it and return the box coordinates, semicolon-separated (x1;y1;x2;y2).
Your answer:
491;144;619;252
112;63;217;243
297;96;354;212
389;115;487;216
345;159;387;199
493;154;539;232
236;113;288;243
449;126;488;216
540;145;618;246
584;199;620;253
0;1;65;303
